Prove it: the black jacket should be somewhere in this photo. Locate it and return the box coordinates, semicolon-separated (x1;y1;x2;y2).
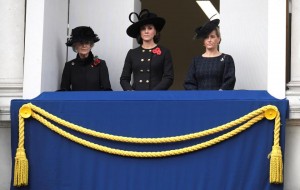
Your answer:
120;45;174;90
60;52;112;91
184;53;235;90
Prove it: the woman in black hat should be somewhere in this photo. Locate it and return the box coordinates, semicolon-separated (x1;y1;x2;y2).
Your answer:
60;26;112;91
184;19;236;90
120;9;174;91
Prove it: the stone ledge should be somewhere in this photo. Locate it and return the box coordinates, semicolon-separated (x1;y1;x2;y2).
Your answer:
0;80;23;123
0;121;11;128
286;90;300;119
0;106;10;122
286;119;300;126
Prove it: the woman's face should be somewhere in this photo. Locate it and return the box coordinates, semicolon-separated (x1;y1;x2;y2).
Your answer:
203;30;221;50
75;41;92;58
140;24;157;43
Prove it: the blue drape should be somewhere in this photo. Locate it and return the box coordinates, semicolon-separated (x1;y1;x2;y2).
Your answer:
10;90;288;190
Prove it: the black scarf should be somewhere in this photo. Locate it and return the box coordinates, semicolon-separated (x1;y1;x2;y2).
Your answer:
75;52;94;66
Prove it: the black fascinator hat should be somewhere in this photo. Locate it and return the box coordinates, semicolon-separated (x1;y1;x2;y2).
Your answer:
194;19;220;39
66;26;100;46
126;9;166;38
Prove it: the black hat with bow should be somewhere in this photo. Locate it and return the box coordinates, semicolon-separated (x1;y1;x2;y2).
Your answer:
66;26;100;46
126;9;166;38
194;19;220;39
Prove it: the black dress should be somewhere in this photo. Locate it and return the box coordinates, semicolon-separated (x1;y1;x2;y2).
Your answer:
184;53;236;90
120;45;174;90
60;52;112;91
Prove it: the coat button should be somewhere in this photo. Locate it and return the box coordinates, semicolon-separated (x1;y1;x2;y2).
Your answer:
147;59;151;61
140;69;144;72
141;59;144;62
147;69;150;72
139;80;143;83
146;80;149;83
142;50;145;52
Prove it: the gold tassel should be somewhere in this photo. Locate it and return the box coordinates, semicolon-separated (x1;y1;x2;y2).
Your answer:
13;147;29;187
269;145;283;184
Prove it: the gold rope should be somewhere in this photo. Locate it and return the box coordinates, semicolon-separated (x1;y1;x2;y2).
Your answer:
269;111;283;183
31;111;264;157
13;115;28;186
14;103;283;186
28;103;272;144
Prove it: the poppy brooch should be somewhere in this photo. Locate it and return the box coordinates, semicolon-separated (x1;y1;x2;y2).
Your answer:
92;56;101;67
152;47;161;55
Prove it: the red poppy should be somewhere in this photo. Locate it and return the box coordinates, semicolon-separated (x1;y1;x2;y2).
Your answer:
92;56;101;67
152;47;161;55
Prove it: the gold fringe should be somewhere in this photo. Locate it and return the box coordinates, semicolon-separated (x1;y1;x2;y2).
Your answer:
13;147;29;186
269;145;283;183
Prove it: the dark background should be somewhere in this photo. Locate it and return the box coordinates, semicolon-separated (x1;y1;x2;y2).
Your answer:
141;0;220;89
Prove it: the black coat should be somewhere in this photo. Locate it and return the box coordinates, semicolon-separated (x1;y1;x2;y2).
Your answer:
184;53;236;90
60;52;112;91
120;45;174;90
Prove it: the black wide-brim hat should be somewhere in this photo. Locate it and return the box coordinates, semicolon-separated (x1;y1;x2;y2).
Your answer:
66;26;100;46
126;9;165;38
194;19;220;39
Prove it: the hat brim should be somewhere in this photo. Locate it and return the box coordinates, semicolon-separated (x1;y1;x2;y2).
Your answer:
194;19;220;39
126;17;165;38
66;37;100;46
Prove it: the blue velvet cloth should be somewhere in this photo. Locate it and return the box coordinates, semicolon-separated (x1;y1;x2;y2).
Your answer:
10;90;288;190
